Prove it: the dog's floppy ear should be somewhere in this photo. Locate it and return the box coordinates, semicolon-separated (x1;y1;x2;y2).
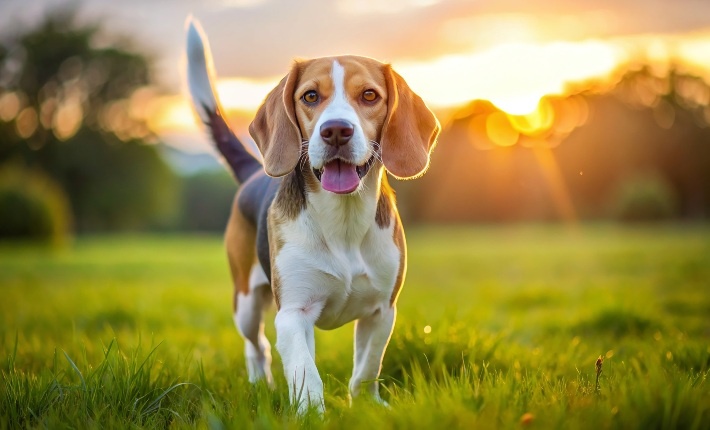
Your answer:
249;63;301;177
380;65;441;180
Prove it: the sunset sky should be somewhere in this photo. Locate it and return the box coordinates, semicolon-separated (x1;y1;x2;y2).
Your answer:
2;0;710;151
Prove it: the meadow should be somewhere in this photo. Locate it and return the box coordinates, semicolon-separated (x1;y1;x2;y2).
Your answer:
1;225;709;429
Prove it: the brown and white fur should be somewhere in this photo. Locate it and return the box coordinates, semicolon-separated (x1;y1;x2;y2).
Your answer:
186;19;440;414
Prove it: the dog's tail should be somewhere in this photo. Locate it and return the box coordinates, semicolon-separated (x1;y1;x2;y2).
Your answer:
186;18;262;184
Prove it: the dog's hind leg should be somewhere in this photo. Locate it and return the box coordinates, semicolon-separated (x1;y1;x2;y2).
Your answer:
234;263;274;386
226;198;274;386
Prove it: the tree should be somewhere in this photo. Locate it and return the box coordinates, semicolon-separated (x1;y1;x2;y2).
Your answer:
0;6;178;232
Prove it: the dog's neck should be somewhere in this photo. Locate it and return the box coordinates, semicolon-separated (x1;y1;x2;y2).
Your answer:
303;163;384;246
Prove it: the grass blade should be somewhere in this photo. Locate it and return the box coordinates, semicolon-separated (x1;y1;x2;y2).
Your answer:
62;350;86;391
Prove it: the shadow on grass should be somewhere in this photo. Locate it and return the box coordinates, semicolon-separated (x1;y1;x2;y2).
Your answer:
663;300;710;317
504;291;561;310
77;309;138;333
573;309;660;338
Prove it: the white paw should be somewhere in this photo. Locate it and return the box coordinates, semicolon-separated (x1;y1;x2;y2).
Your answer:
245;341;274;388
245;357;274;388
373;394;390;408
348;382;389;408
295;392;325;416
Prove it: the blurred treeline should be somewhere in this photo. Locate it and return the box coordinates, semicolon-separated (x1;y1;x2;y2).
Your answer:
398;67;710;224
0;8;235;242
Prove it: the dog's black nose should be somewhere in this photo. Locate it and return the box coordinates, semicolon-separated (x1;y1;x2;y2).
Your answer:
320;120;354;147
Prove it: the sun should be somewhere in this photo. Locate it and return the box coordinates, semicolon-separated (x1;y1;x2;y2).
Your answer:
489;94;546;116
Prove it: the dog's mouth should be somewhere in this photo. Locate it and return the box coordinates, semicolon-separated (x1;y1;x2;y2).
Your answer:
312;155;376;194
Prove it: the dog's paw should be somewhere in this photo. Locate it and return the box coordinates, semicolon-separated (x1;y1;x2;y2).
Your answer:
348;390;390;409
373;395;390;408
295;395;325;416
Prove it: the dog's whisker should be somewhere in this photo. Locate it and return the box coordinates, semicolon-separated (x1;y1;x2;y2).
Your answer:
297;140;311;171
368;141;383;163
367;148;383;164
299;151;309;171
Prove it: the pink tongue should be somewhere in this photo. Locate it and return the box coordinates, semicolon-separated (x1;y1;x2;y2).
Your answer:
321;160;360;194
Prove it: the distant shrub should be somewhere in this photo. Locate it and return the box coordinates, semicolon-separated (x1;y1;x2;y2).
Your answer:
610;172;678;222
0;165;72;244
179;170;237;232
574;309;660;337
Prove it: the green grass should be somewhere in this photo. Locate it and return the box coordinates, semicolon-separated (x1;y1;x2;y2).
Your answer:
1;225;709;429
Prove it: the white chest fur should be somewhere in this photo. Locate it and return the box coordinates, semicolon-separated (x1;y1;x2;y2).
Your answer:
272;176;400;330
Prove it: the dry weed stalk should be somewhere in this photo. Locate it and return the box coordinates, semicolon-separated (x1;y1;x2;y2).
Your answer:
595;355;604;393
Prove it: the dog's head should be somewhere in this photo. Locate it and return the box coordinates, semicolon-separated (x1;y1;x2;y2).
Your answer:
249;56;440;194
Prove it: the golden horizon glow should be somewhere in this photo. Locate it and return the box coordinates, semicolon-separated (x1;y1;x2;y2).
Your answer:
398;40;624;115
152;30;710;137
215;77;281;111
149;95;197;133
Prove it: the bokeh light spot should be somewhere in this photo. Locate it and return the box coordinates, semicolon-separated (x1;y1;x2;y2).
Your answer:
0;92;22;122
53;98;83;141
15;107;38;139
486;112;519;147
653;99;675;129
467;114;495;150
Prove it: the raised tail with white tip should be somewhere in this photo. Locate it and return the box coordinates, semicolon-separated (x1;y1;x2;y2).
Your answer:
185;18;262;184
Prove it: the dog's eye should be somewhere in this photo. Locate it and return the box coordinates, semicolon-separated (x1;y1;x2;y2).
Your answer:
302;90;319;104
362;90;378;102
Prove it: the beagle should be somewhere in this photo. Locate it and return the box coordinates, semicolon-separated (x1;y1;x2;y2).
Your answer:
186;19;440;414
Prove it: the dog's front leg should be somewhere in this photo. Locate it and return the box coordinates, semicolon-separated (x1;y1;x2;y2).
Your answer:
349;305;396;404
275;305;325;414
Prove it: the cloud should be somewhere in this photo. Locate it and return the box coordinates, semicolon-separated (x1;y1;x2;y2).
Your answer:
214;0;268;8
335;0;442;15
